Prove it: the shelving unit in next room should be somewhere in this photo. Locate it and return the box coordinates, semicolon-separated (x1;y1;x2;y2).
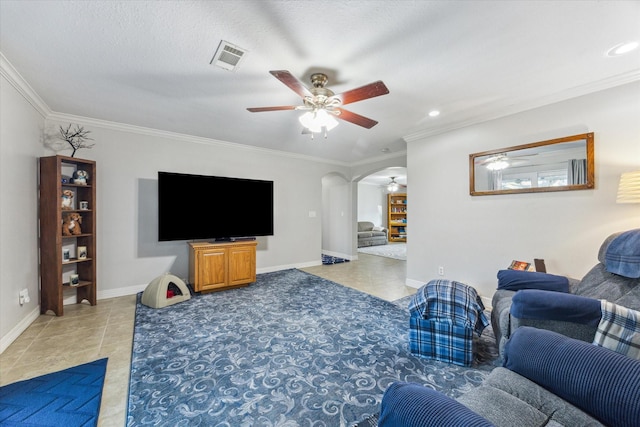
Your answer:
387;192;407;242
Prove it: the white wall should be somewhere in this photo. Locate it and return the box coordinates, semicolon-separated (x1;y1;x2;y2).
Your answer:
40;119;352;297
357;183;386;226
321;173;352;259
407;81;640;303
0;71;46;349
0;56;353;351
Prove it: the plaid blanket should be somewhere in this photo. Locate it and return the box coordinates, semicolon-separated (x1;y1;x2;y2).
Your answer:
593;300;640;360
408;280;489;366
409;279;489;336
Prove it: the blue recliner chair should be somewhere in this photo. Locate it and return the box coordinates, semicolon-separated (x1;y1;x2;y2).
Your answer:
491;229;640;358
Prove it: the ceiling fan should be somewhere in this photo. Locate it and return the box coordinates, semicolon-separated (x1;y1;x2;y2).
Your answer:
477;152;537;171
247;70;389;135
386;176;406;192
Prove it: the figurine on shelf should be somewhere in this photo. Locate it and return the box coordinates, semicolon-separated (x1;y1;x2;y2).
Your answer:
61;189;74;210
62;212;82;236
72;170;89;185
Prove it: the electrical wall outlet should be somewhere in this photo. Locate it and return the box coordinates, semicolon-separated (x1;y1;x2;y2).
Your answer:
19;289;31;305
438;266;445;276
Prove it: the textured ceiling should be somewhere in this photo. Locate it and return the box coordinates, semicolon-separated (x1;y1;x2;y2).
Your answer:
1;1;639;164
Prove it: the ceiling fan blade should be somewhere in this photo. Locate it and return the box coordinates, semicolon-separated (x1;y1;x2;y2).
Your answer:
334;81;389;105
335;108;379;129
270;70;313;99
247;106;297;112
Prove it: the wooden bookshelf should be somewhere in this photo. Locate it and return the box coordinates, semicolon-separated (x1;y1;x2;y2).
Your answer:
388;193;407;242
39;155;96;315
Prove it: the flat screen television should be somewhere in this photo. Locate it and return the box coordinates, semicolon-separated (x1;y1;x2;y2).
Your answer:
158;171;274;241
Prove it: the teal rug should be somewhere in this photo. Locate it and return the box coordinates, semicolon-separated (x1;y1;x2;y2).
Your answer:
0;358;108;426
127;269;498;426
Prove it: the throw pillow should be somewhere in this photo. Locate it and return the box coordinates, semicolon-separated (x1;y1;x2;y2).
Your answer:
497;269;569;292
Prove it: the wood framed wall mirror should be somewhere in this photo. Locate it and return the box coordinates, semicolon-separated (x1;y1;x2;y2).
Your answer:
469;132;594;196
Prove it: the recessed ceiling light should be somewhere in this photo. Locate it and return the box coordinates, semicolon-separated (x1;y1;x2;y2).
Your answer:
380;148;391;153
606;41;639;57
428;110;440;117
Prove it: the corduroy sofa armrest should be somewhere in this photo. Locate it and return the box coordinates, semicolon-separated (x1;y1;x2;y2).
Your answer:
510;289;601;325
504;327;640;427
379;382;494;427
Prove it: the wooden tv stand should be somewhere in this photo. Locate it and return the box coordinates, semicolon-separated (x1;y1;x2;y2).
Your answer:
188;240;257;292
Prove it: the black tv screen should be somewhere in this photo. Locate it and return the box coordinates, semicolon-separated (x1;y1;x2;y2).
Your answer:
158;171;274;241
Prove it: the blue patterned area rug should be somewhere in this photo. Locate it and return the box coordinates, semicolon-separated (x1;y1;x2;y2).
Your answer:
0;358;107;426
127;269;498;427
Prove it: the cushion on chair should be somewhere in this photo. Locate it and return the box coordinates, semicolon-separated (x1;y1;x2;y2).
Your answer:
604;228;640;278
504;327;640;427
497;269;569;292
357;221;374;232
379;382;494;427
510;290;602;326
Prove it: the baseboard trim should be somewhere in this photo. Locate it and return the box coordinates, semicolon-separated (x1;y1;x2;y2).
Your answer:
322;250;357;261
97;284;148;300
405;278;424;289
258;261;321;273
1;285;149;354
0;307;40;354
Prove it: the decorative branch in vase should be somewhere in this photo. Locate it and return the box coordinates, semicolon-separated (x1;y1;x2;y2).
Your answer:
58;124;94;157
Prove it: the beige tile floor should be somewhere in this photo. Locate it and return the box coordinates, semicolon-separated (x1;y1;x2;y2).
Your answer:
0;252;413;426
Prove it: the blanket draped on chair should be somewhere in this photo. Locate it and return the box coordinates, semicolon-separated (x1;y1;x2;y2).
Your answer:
593;300;640;360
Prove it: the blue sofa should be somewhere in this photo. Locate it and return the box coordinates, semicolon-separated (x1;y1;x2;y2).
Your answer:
378;327;640;427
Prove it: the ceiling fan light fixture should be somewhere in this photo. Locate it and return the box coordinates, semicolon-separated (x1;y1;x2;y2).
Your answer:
299;109;339;133
606;41;639;57
387;177;400;192
486;159;509;171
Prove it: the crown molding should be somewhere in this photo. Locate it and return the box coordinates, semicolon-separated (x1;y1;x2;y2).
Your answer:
46;111;354;167
1;52;354;167
404;69;640;143
0;52;52;119
350;150;407;167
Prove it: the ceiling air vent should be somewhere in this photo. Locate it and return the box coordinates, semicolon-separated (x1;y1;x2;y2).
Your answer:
210;40;247;71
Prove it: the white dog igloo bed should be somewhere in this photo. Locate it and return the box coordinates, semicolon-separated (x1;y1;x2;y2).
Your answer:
142;273;191;308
